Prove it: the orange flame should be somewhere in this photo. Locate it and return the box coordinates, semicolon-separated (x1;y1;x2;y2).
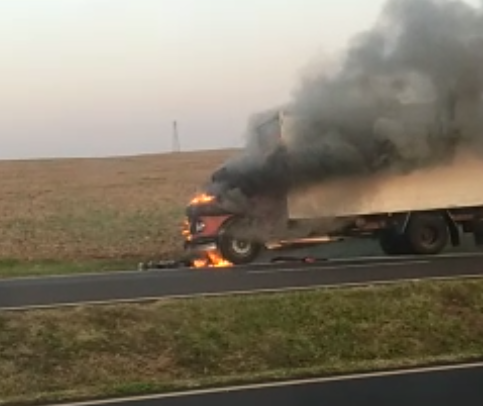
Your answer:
190;193;215;205
181;217;232;268
192;249;233;268
181;219;192;241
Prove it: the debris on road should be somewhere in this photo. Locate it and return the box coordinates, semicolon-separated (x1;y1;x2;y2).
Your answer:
270;256;328;264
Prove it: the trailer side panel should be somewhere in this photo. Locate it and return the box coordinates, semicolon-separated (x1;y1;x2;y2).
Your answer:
287;151;483;220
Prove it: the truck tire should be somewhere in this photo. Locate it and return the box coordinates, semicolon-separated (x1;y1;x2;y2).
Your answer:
218;218;262;265
379;230;411;256
405;214;449;255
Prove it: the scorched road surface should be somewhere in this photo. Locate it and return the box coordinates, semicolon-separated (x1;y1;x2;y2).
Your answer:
0;253;482;310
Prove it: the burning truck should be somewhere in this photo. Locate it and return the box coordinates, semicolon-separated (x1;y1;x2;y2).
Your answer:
181;0;483;267
182;110;483;266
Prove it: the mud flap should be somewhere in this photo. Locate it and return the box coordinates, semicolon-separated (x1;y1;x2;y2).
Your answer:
473;220;483;246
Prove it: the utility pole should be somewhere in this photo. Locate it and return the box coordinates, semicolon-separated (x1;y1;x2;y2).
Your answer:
172;120;181;153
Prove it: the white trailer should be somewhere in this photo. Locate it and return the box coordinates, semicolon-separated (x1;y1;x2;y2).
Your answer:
280;111;483;256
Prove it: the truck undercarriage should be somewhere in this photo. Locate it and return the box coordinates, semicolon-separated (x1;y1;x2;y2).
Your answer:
183;198;483;266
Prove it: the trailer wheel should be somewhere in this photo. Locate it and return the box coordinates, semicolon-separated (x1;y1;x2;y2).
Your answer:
405;214;448;255
379;230;411;256
218;218;262;265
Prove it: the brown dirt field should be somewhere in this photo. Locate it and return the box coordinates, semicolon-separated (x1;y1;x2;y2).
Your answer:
0;149;237;262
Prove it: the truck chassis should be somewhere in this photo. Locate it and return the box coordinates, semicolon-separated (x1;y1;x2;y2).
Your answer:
184;205;483;265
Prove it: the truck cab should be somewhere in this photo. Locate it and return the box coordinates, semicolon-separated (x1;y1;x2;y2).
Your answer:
183;111;289;265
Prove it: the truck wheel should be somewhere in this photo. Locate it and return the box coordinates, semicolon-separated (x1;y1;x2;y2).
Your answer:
379;230;411;256
405;214;448;255
218;218;262;265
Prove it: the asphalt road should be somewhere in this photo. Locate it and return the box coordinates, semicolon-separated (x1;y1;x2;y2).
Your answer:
0;253;482;310
48;362;483;406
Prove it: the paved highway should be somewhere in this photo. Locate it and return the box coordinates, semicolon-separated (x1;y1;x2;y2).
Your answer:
0;253;482;310
48;362;483;406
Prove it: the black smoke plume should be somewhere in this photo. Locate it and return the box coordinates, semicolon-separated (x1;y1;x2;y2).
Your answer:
206;0;483;217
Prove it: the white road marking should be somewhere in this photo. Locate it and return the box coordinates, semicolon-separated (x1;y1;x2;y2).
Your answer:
48;361;483;406
2;251;482;282
0;268;143;282
327;251;483;263
3;273;483;312
247;260;430;274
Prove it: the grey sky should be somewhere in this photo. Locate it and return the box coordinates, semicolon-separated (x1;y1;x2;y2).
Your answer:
1;0;477;159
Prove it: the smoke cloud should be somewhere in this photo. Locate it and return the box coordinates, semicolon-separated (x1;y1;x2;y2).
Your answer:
206;0;483;222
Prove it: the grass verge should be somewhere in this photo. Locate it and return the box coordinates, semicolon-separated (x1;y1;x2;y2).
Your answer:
1;279;483;405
